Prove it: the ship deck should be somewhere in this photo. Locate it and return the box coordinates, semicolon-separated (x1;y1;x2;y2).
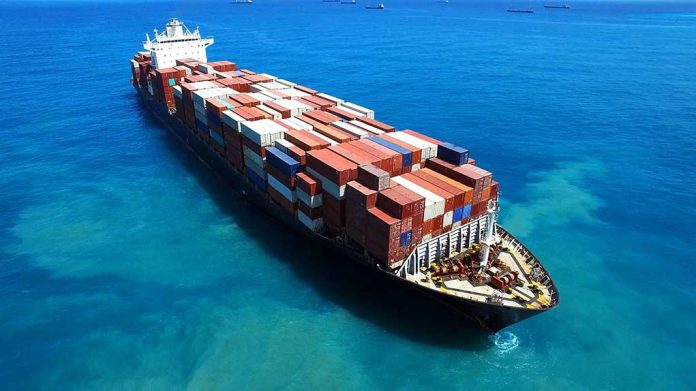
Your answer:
402;230;557;311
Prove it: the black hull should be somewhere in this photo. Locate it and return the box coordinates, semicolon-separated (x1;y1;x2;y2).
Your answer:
137;89;549;332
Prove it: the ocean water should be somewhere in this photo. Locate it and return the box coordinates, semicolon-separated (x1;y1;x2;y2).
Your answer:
0;0;695;389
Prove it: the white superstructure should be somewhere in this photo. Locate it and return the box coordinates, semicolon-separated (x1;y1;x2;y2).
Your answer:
143;18;213;69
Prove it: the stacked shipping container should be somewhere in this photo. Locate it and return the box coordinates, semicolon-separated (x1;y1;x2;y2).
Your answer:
134;54;499;269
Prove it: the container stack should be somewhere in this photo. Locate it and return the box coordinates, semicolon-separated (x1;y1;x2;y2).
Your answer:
133;53;499;269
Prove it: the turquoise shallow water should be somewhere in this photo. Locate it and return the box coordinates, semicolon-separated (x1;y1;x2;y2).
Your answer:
0;0;695;389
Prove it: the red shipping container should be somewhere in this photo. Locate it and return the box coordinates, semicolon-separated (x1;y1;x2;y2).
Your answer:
425;157;456;176
303;109;340;125
402;173;455;212
298;201;323;219
345;181;378;209
268;186;297;214
401;129;443;145
330;145;376;167
323;192;346;228
302;95;335;110
284;130;329;151
239;69;256;75
296;172;322;195
358;139;403;175
419;168;474;204
206;98;229;118
264;101;291;119
449;164;492;191
306;149;358;186
287;146;307;167
242;74;273;84
296;114;353;143
229;94;260;107
267;164;296;190
326;106;360;120
294;85;318;95
378;134;422;165
349;140;393;173
241;135;267;158
297;98;321;109
377;186;414;219
355;116;396;132
218;77;253;93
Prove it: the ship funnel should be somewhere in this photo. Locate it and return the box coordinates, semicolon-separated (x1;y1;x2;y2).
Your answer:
165;18;184;38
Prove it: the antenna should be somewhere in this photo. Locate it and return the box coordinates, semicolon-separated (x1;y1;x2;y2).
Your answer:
479;199;499;273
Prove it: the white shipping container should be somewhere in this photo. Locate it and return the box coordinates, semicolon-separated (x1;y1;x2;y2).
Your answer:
192;87;236;108
257;104;282;120
260;90;287;101
349;119;384;135
298;211;323;232
275;78;297;88
341;102;375;119
334;105;364;119
306;167;346;200
316;93;344;105
297;189;323;208
411;163;421;171
274;138;296;154
248;92;274;102
283;88;310;100
257;73;278;81
268;175;297;203
308;130;339;146
244;155;266;179
242;146;265;168
391;176;445;220
241;119;287;147
256;81;289;91
221;111;246;132
198;63;215;74
273;99;312;117
330;121;369;139
283;117;313;131
188;81;219;90
172;85;183;99
250;84;271;93
443;210;454;227
389;132;438;161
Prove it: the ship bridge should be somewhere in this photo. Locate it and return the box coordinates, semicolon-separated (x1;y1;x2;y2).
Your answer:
143;18;213;69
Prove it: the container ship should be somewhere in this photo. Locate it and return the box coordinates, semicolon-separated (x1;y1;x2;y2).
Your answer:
130;19;559;332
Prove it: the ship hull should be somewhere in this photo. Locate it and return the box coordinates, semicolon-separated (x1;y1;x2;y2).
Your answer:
137;89;548;332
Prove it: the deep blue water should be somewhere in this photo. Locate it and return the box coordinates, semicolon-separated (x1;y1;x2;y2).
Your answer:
0;0;695;389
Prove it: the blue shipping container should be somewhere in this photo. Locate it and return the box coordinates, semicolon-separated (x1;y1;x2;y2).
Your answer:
246;167;267;191
207;111;222;126
437;142;469;166
369;137;412;167
453;207;463;222
210;130;224;146
461;204;472;220
265;146;300;177
168;78;176;86
399;230;412;247
195;119;209;133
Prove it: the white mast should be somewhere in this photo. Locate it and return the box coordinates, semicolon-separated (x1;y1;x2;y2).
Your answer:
143;18;214;69
479;199;499;272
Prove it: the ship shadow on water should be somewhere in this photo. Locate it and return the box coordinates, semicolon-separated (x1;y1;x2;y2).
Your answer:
135;99;491;350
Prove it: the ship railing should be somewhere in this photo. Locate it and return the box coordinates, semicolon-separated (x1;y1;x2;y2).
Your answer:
496;226;560;306
396;215;488;278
